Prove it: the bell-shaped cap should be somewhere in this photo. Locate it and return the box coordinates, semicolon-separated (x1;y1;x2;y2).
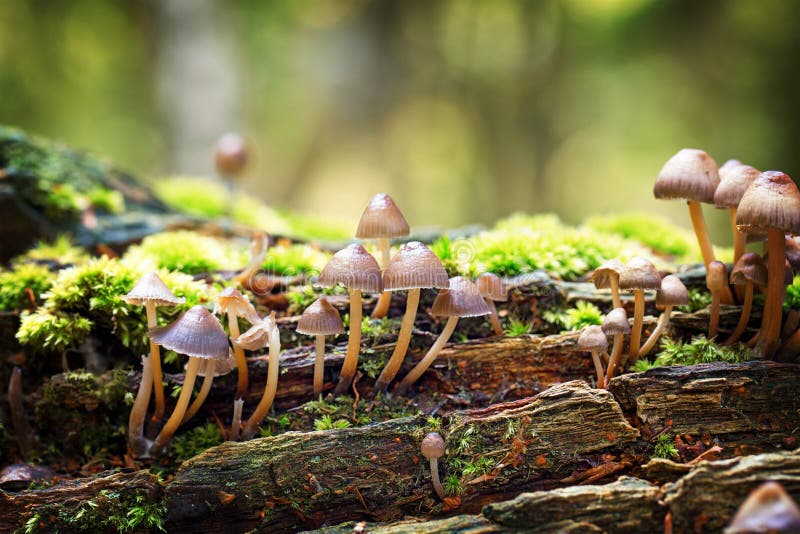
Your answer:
124;272;185;307
234;314;277;351
148;305;229;360
706;261;729;292
714;161;761;209
421;432;445;460
591;259;625;290
316;244;382;292
476;273;508;302
654;148;720;203
726;482;800;534
619;257;661;291
214;287;260;323
382;241;448;291
577;325;608;352
602;308;630;335
297;298;344;336
215;133;247;176
355;193;410;239
730;253;768;287
656;275;689;307
736;171;800;236
431;277;491;318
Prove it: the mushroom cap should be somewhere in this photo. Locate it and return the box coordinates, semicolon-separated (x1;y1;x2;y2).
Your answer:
148;305;229;360
355;193;410;239
591;259;625;290
726;482;800;534
382;241;449;291
714;161;761;208
706;261;729;292
431;276;491;318
577;325;608;352
656;275;689;307
297;297;344;336
619;257;662;291
475;273;508;302
602;308;630;335
234;315;276;351
736;171;800;236
730;252;768;287
215;132;247;176
421;432;445;460
214;287;260;323
653;148;720;203
316;244;382;292
123;272;186;307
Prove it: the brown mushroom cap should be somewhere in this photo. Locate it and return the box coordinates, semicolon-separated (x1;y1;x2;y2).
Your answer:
730;252;768;287
475;273;508;302
577;325;608;352
653;148;720;203
726;481;800;534
619;257;662;291
736;171;800;236
602;308;630;335
148;305;229;360
316;244;382;293
355;193;410;239
297;297;344;336
215;133;247;176
714;161;760;209
124;272;186;307
431;277;491;317
591;259;625;290
706;261;729;292
656;275;689;307
214;287;260;323
382;241;449;291
421;432;445;460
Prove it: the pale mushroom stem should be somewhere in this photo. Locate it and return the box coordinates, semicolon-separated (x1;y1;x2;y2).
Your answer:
429;458;446;500
628;290;645;361
687;200;735;305
374;288;421;392
128;355;153;457
144;301;166;421
334;290;362;395
638;305;674;358
757;228;786;358
181;359;215;424
395;316;459;396
228;313;248;398
230;398;244;441
591;350;606;389
313;334;326;397
726;282;753;345
610;275;622;309
709;290;721;339
485;299;503;336
150;357;201;456
605;333;624;384
241;318;281;440
371;238;392;318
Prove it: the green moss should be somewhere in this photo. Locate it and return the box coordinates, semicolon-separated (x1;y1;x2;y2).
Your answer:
785;275;800;309
170;422;223;462
87;186;125;214
153;176;229;218
652;433;679;460
0;263;55;311
17;310;93;352
585;213;698;258
13;236;90;266
633;335;751;372
313;414;352;431
262;244;329;276
285;284;347;315
542;301;603;331
503;315;533;337
124;231;245;274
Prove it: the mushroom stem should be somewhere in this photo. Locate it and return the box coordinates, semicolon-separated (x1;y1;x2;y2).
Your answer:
334;289;363;395
395;316;459;396
610;274;622;309
150;357;201;456
241;318;281;440
777;328;800;361
128;356;153;457
605;333;624;384
709;291;721;339
371;238;392;319
783;310;800;341
230;398;244;442
227;312;248;398
485;299;503;336
182;359;216;424
374;288;421;392
757;228;786;358
313;334;326;397
144;300;166;421
591;350;606;389
429;458;446;500
688;200;734;305
638;305;673;358
726;282;753;345
628;290;645;361
730;208;747;266
9;366;34;459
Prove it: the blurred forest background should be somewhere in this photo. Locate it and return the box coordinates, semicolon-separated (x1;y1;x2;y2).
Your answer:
1;0;798;242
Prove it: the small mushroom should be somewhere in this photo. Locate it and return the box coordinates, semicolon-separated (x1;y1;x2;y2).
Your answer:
181;349;236;424
619;257;661;362
421;432;446;500
726;253;767;345
235;231;270;288
475;273;508;336
591;259;625;309
726;481;800;534
706;260;729;339
215;133;248;178
237;313;282;440
602;308;630;383
128;355;153;457
578;325;608;389
297;298;344;397
214;287;260;398
714;160;760;265
637;275;688;358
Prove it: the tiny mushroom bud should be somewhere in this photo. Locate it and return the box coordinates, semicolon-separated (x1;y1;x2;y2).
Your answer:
215;287;260;398
638;275;688;358
726;253;767;345
602;308;630;383
475;273;508;336
591;259;625;309
726;481;800;534
578;325;608;389
714;160;760;265
706;260;729;339
619;257;661;363
215;133;248;179
421;432;446;500
297;298;344;398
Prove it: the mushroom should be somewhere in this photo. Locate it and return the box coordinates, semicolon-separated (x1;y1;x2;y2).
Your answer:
373;242;449;392
602;308;630;383
214;287;260;398
736;171;800;357
706;260;729;339
714;160;760;265
147;306;230;456
637;275;689;358
421;432;446;500
619;257;662;362
229;398;245;442
591;259;625;309
578;325;608;389
316;244;382;394
297;298;344;397
123;272;186;420
355;193;410;319
235;231;270;288
726;253;767;345
475;273;508;336
181;350;236;424
237;313;282;440
215;132;247;178
726;481;800;534
394;277;490;396
128;355;153;457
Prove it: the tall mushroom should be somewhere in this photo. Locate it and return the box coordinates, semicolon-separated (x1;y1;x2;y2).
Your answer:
736;171;800;357
475;273;508;336
355;193;410;319
297;298;344;397
637;275;688;358
128;356;153;457
394;277;490;396
591;259;624;309
726;253;767;345
237;313;281;440
147;306;229;456
706;260;728;339
727;482;800;534
373;242;449;392
316;244;382;394
214;287;259;398
123;272;185;420
714;160;760;265
619;257;662;362
578;325;608;389
602;308;629;383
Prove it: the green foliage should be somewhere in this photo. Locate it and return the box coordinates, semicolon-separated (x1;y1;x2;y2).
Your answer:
638;336;751;370
262;244;329;276
585;213;698;258
543;301;603;331
154;176;230;218
652;434;679;460
443;473;464;496
17;309;93;351
430;235;478;277
678;288;713;313
0;263;55;311
786;276;800;309
503;315;533;336
313;414;352;431
124;230;245;275
13;236;89;266
285;284;347;314
171;422;223;462
87;186;125;214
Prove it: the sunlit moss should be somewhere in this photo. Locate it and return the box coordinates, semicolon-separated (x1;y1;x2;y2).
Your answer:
13;236;90;266
786;276;800;309
123;231;246;275
153;176;229;218
262;244;329;276
631;335;751;372
0;263;55;311
543;300;603;331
